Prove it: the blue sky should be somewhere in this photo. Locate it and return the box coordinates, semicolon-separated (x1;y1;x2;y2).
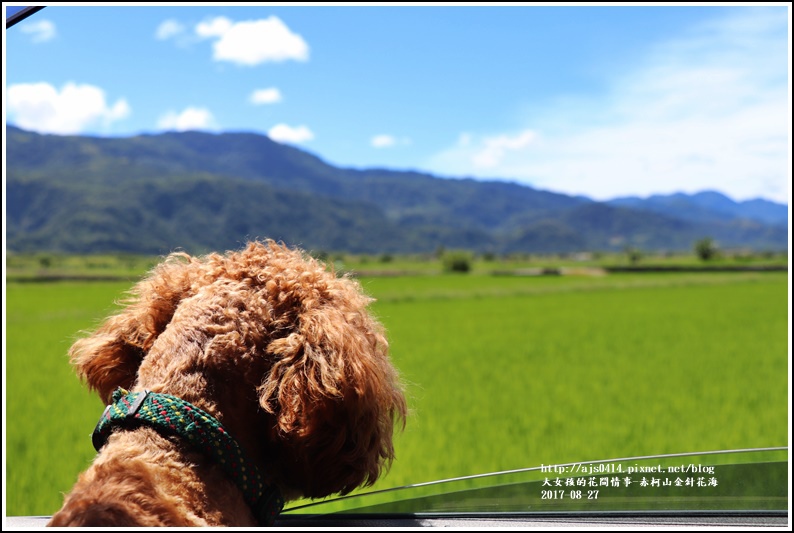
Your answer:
4;3;791;203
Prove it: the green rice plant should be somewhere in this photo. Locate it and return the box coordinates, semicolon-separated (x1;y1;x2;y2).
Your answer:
6;253;158;281
4;272;788;516
370;274;788;491
5;282;132;516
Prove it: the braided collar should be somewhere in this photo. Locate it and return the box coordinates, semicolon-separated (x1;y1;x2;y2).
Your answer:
92;388;283;526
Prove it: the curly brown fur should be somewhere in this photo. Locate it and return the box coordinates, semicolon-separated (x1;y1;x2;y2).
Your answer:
49;240;406;526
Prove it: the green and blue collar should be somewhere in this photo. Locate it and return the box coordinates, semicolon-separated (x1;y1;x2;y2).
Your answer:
93;388;283;526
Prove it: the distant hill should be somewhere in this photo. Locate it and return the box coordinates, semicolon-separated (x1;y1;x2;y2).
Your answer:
5;125;789;255
608;191;788;226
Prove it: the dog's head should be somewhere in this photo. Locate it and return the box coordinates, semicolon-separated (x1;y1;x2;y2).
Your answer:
69;240;406;499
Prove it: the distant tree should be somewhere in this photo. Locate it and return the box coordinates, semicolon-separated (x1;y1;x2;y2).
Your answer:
694;237;718;261
442;251;472;273
625;247;642;265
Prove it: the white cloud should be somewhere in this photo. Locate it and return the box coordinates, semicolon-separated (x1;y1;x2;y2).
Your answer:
371;135;396;148
196;16;233;38
371;134;413;149
268;123;314;144
426;8;790;203
155;19;185;40
19;19;56;43
470;130;537;168
107;100;131;121
196;16;309;66
250;88;282;105
7;82;130;134
157;107;216;131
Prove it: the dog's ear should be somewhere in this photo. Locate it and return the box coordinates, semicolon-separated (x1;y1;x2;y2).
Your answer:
70;253;203;404
259;290;407;499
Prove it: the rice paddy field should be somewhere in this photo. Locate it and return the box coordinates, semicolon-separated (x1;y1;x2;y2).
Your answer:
4;267;789;516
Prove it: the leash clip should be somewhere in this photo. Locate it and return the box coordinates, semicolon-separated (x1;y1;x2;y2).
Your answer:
91;389;150;451
127;390;150;418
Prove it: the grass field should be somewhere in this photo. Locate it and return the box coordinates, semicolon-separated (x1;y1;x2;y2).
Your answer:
4;269;789;516
6;248;788;280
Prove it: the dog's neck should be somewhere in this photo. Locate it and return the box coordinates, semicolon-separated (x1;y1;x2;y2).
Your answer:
91;388;283;525
49;426;259;526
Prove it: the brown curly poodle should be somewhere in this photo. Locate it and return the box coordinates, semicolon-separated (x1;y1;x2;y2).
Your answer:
48;240;406;526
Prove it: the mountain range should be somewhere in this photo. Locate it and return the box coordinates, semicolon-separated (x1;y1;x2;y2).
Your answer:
5;125;788;255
